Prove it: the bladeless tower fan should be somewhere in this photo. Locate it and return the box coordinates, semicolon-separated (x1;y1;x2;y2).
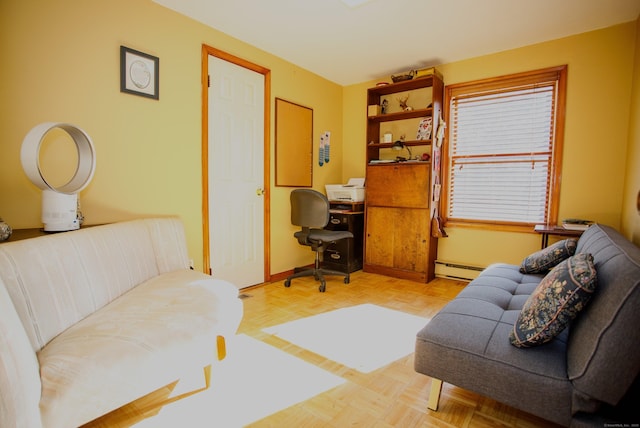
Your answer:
21;122;96;232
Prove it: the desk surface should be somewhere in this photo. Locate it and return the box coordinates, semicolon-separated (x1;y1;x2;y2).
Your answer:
330;209;364;214
534;224;585;237
534;224;585;249
329;201;364;214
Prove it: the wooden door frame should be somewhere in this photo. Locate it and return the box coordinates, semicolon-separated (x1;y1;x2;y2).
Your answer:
201;44;272;282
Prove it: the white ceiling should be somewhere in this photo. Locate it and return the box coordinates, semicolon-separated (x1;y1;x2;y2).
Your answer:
153;0;640;86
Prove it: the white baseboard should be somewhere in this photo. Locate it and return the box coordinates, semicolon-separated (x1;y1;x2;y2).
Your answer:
434;260;484;281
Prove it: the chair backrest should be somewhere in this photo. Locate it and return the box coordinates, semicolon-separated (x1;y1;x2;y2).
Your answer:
290;189;330;228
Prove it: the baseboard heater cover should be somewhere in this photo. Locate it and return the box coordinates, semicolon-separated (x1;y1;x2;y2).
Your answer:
435;260;485;281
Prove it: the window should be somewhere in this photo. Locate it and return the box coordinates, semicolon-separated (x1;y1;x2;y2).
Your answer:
443;66;567;229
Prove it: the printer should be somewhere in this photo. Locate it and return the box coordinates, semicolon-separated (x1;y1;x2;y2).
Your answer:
325;178;365;202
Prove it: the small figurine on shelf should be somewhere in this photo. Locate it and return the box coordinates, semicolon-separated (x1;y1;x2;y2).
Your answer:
397;94;413;111
381;99;389;114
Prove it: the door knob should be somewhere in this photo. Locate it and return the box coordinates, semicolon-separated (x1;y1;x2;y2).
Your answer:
256;188;265;196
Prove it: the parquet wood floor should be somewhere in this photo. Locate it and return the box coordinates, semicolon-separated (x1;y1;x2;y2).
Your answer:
85;271;561;427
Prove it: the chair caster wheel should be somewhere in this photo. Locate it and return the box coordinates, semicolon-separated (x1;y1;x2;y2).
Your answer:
319;282;326;292
284;279;291;288
344;276;350;284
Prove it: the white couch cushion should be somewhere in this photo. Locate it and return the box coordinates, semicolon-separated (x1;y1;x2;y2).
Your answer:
0;278;42;428
0;218;190;352
143;217;191;274
38;270;243;428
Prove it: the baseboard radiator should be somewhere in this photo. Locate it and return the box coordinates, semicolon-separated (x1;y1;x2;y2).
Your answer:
435;260;485;281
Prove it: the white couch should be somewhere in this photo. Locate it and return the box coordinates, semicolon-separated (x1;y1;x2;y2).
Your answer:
0;218;244;428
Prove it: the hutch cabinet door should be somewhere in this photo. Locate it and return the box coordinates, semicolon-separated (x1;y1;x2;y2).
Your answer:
366;164;430;208
364;206;431;281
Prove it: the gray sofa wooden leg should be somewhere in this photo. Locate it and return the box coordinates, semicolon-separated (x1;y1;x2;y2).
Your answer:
428;378;443;411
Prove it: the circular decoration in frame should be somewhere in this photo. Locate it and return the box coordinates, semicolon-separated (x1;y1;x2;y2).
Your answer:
120;46;159;100
130;60;151;89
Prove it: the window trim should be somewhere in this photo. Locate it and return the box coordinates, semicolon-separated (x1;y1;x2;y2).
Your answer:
442;65;567;232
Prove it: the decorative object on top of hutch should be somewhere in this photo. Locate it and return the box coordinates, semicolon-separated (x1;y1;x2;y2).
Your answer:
363;70;444;282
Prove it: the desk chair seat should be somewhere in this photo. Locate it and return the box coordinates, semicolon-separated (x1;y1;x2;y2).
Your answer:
284;189;353;292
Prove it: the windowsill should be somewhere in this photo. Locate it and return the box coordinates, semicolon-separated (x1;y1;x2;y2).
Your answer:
443;220;542;234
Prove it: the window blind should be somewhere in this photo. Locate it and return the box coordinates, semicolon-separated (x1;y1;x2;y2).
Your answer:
446;72;563;225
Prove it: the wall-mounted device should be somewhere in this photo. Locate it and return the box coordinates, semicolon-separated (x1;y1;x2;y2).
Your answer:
21;123;96;232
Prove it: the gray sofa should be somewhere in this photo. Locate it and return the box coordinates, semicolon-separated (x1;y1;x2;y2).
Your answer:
415;224;640;426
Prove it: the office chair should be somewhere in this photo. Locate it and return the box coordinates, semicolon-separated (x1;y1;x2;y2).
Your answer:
284;189;353;292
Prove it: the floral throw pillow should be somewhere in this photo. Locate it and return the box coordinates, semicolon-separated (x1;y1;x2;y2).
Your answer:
519;238;578;274
510;253;597;348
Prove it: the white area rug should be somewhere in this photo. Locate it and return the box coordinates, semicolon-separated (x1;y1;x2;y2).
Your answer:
134;334;344;428
263;304;429;373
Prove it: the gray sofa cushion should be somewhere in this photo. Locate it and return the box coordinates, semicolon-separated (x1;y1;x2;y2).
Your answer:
567;224;640;408
415;264;572;426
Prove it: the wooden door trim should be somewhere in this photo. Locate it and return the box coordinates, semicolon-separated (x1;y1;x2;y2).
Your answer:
201;44;272;282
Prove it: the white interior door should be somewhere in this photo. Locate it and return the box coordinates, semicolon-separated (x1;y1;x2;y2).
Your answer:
208;55;265;288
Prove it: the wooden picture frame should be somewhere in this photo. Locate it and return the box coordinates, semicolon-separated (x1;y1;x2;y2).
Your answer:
275;98;313;187
120;46;159;100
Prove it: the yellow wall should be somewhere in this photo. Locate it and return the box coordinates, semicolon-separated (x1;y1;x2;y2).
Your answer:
0;0;344;275
622;16;640;245
1;1;638;277
344;21;638;267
